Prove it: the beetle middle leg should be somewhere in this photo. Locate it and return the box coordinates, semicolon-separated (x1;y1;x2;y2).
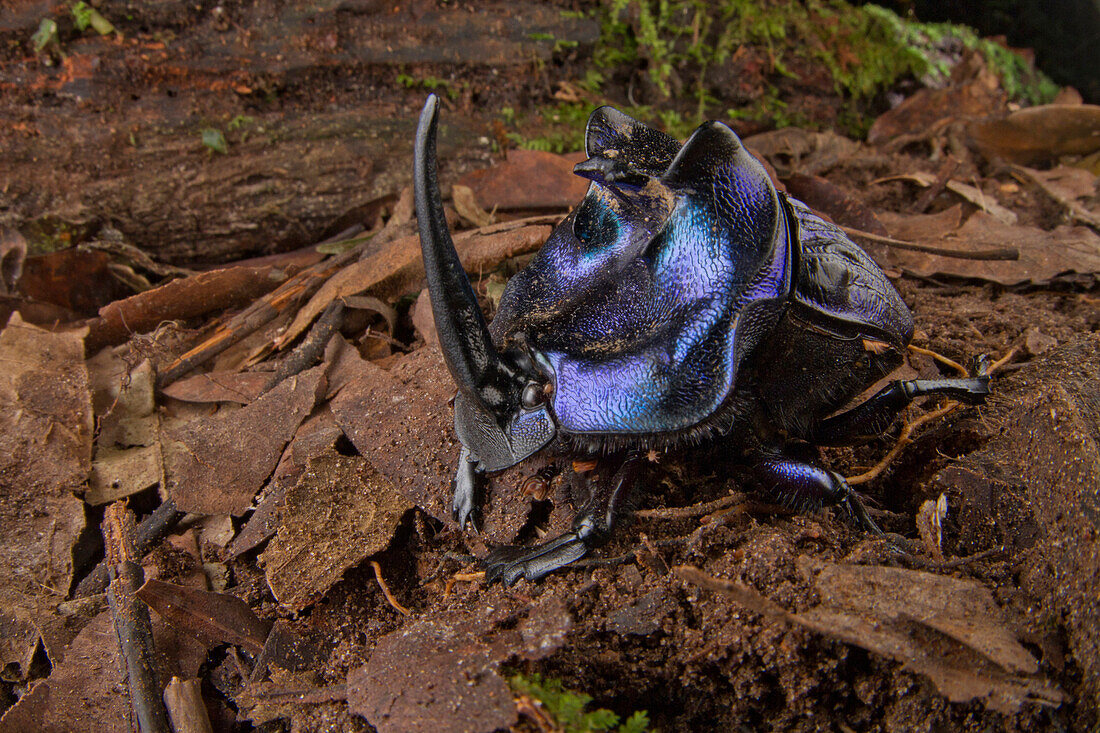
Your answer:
750;453;883;534
483;452;644;585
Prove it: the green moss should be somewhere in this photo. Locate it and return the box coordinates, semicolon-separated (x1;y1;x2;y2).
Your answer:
583;1;1058;137
508;673;650;733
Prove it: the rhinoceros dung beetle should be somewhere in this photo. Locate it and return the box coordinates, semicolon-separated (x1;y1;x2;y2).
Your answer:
414;95;990;585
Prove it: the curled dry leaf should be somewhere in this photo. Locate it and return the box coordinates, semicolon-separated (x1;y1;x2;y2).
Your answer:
137;578;271;654
743;128;860;177
457;148;589;211
880;211;1100;285
874;172;1017;225
451;183;494;227
161;370;271;404
969;104;1100;165
677;561;1063;714
279;219;551;349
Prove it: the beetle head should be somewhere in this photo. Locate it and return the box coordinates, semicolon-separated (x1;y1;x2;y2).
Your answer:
415;95;557;472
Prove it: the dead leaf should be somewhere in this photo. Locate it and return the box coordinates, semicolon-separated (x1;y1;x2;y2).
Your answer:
452;184;495;227
883;211;1100;285
163;365;326;515
969;104;1100;164
1013;165;1100;230
161;370;271;404
877;205;964;242
329;348;458;522
868;74;1004;146
874;173;1017;225
0;612;131;732
261;453;411;612
743;128;860;177
0;314;89;660
18;248;132;317
87;352;158;447
346;617;517;733
677;562;1063;714
87;444;162;505
137;578;271;654
411;289;438;347
457;148;588;211
229;407;343;558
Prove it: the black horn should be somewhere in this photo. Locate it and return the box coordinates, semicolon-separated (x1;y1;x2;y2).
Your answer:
414;95;517;415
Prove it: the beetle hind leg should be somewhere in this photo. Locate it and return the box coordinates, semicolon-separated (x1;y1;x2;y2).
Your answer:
812;357;991;446
483;452;643;585
752;456;882;534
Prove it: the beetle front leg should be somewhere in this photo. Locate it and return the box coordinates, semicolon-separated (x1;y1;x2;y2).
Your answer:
453;446;482;532
752;456;883;534
483;452;643;585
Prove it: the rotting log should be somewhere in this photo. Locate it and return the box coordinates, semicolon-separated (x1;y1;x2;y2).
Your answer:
0;1;597;265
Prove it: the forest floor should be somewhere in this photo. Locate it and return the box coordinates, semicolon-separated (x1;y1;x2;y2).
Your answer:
1;2;1099;731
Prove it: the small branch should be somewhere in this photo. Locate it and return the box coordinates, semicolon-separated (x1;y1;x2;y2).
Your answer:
157;246;360;387
910;157;959;214
1012;165;1100;231
77;499;185;597
370;561;411;616
104;503;171;733
260;300;345;395
840;225;1018;261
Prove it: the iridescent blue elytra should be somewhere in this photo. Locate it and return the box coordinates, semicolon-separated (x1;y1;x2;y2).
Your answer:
413;95;991;584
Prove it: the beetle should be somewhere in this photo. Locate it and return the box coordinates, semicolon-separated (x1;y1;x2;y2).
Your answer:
414;95;989;585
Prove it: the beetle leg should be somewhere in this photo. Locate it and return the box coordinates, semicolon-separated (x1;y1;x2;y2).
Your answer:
483;453;644;585
452;446;481;533
812;364;991;446
752;457;883;534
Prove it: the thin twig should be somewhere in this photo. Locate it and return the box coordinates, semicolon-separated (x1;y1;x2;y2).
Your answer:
260;300;345;394
370;561;411;616
907;344;968;377
157;247;360;387
634;492;746;520
840;225;1018;261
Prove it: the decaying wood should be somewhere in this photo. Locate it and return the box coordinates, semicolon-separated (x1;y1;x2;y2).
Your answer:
163;677;214;733
86;264;291;353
